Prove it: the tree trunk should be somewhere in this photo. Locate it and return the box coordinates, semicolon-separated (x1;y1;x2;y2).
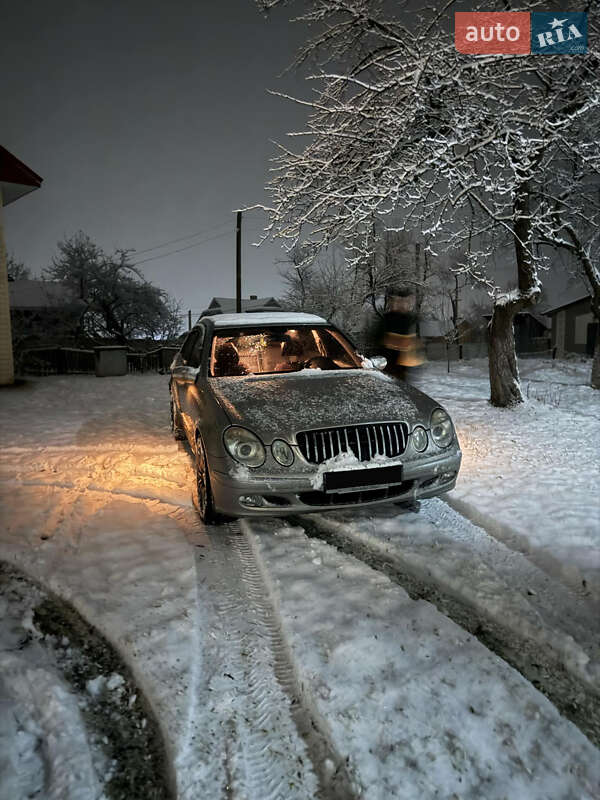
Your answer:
560;224;600;390
488;178;539;407
488;302;523;406
592;336;600;390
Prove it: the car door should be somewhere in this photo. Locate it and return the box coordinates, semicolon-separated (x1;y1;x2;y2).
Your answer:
182;325;208;438
172;326;205;439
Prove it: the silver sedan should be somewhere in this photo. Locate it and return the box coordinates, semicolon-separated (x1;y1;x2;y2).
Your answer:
170;312;461;523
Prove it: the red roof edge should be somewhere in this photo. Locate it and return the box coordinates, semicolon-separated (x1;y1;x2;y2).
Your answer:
0;145;43;188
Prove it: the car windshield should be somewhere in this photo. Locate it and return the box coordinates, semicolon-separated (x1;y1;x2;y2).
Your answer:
209;326;362;377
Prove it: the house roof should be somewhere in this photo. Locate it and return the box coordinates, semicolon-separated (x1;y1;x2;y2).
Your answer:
202;296;282;316
542;292;591;316
482;309;550;329
0;145;43;206
9;280;82;310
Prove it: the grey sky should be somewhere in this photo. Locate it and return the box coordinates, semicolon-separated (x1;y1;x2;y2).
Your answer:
2;0;309;322
2;0;583;325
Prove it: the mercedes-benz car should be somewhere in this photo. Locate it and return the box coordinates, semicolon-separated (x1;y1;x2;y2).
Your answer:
169;312;461;523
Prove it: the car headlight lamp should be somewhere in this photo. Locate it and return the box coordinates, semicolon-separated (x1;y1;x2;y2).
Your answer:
223;426;266;467
411;426;428;452
430;408;454;448
272;439;294;467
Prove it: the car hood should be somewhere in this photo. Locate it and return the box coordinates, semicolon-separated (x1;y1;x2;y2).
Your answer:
209;369;441;442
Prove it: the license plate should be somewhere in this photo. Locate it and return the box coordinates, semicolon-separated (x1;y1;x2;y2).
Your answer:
323;464;404;493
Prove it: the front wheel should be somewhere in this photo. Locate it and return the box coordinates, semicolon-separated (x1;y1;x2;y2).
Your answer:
193;436;220;524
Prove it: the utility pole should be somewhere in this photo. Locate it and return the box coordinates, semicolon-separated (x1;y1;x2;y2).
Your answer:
236;211;242;313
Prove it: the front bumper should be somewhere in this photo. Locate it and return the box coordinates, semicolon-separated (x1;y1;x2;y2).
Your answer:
210;449;462;517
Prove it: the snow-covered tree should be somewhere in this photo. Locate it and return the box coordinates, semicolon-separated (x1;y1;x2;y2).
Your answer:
279;245;364;329
7;255;31;281
256;0;599;405
536;158;600;388
46;232;182;344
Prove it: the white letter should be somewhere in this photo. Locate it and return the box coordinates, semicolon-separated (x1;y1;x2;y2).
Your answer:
567;24;582;40
495;22;505;41
465;25;478;42
481;26;494;42
537;31;554;47
506;26;519;41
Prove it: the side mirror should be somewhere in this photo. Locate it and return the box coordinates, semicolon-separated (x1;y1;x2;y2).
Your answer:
174;365;199;384
370;355;387;371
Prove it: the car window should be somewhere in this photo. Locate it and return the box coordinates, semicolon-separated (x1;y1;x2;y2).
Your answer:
187;326;205;367
180;327;204;367
209;326;361;377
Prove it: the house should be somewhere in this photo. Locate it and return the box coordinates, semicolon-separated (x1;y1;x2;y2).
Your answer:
199;295;282;318
483;310;551;354
543;292;596;357
0;145;43;384
9;279;85;347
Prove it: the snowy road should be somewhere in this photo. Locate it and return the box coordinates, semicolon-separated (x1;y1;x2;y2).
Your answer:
1;373;599;798
279;504;600;744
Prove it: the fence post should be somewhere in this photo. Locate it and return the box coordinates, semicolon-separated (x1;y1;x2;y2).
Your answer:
56;347;66;375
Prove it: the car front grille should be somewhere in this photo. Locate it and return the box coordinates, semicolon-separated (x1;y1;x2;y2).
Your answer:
296;422;409;465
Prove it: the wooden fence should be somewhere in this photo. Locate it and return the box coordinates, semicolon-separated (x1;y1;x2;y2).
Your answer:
18;346;179;376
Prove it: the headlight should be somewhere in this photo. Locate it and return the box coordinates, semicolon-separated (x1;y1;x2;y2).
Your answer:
430;408;454;448
411;426;428;452
272;439;294;467
223;426;266;467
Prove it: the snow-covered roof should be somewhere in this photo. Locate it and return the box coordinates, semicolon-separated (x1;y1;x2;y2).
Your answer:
208;312;327;328
543;292;591;316
9;279;80;309
482;309;551;329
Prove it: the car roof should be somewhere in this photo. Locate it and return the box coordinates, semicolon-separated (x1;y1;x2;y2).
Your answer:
205;312;328;328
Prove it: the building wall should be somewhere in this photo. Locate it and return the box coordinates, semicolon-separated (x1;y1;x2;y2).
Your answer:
564;298;593;355
0;187;15;384
551;298;594;356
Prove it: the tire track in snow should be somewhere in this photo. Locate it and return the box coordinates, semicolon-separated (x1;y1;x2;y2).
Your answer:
288;513;600;749
185;518;356;800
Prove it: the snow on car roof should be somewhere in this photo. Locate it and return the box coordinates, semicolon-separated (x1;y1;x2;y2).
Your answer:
208;312;328;328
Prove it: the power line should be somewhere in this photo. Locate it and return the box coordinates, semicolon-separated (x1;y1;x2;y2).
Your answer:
132;230;232;266
132;220;267;258
133;220;232;256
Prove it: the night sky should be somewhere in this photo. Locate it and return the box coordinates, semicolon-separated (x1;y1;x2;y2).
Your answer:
2;0;581;323
2;0;310;321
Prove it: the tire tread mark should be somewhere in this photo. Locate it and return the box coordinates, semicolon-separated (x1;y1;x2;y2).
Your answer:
288;513;600;749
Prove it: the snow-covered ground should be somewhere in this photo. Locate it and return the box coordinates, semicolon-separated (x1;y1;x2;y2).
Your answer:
0;366;598;799
415;357;600;601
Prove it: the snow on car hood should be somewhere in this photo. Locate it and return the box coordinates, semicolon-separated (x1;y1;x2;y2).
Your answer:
210;369;439;441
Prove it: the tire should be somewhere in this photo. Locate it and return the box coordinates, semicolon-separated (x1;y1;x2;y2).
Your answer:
193;435;220;524
170;398;186;441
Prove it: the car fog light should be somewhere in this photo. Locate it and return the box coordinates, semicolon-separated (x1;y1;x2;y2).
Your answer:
440;471;457;482
411;426;428;452
272;439;294;466
240;495;264;507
